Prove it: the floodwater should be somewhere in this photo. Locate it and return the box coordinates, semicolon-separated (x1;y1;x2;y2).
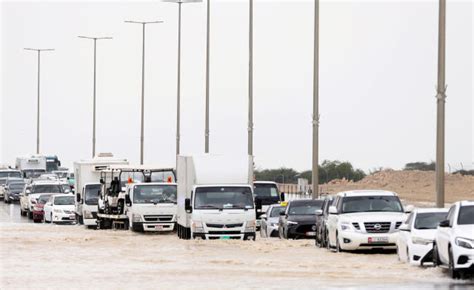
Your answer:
0;202;472;289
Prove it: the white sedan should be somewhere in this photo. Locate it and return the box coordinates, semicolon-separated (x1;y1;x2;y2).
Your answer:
397;208;448;265
43;194;76;224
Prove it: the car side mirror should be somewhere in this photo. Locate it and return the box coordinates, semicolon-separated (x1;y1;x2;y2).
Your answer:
329;206;338;215
315;209;323;216
260;214;267;220
280;192;285;201
255;199;262;210
439;220;450;228
404;205;414;213
398;224;410;232
185;198;192;213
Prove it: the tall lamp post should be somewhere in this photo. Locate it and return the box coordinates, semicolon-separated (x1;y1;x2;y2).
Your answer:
78;36;113;158
125;20;163;165
205;0;211;153
435;0;447;208
24;48;55;155
162;0;203;158
248;0;254;157
311;0;320;200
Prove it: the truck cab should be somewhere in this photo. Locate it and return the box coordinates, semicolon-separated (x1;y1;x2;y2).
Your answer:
125;182;177;232
253;181;283;228
176;155;257;240
76;183;101;227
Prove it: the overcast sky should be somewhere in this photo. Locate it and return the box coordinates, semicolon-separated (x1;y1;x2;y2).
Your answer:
1;0;472;172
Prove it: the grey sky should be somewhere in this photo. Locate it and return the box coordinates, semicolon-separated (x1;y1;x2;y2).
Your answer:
1;0;472;172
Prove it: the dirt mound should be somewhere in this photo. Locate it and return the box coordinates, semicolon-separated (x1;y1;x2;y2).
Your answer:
320;170;474;205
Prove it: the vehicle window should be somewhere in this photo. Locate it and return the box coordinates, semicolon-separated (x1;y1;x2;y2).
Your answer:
341;196;403;213
54;196;74;205
150;171;175;183
133;185;177;204
38;195;52;205
84;184;101;205
254;184;280;198
288;201;324;215
32;184;63;193
457;206;474;225
194;187;254;210
8;182;25;192
23;170;46;179
0;178;7;185
270;206;285;217
120;172;145;187
0;171;22;179
405;212;414;226
414;212;448;229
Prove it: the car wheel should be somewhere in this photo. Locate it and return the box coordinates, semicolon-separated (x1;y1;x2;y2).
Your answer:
432;243;440;266
335;232;342;253
28;211;33;219
448;247;460;279
50;214;54;224
406;248;410;263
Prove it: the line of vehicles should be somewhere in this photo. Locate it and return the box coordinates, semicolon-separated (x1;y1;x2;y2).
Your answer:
1;153;472;279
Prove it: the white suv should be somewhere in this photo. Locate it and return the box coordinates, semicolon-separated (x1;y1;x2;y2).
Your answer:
433;201;474;279
327;190;408;251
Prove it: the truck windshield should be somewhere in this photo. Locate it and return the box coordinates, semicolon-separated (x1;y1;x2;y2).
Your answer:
133;185;177;204
194;187;254;210
46;162;59;172
254;183;280;198
414;212;448;229
458;206;474;225
54;196;74;205
342;196;403;213
84;184;101;205
0;171;22;179
32;184;63;194
24;170;46;179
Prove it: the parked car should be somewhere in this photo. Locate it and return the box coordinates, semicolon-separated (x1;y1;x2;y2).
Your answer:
315;196;335;248
397;208;448;265
43;194;76;224
327;190;408;252
433;201;474;279
260;204;286;238
20;181;64;219
3;178;26;203
279;199;324;239
32;194;53;223
0;170;22;199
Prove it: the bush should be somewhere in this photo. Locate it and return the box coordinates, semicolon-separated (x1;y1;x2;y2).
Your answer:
404;161;435;171
453;170;474;176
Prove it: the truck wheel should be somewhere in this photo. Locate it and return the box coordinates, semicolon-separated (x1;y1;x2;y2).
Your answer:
124;220;130;231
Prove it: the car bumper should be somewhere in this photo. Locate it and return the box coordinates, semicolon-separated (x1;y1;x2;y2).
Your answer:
32;211;44;220
133;222;176;232
339;231;398;250
453;245;474;270
53;212;76;223
408;243;434;266
287;224;317;238
193;232;256;240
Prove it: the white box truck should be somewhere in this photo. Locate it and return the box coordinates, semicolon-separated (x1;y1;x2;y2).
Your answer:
176;154;257;240
73;153;129;228
15;155;47;179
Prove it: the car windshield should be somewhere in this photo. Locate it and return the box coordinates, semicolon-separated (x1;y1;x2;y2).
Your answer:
54;196;74;205
414;212;448;229
458;206;474;225
38;194;52;205
0;171;22;179
342;196;403;213
9;182;25;192
32;184;63;193
194;187;254;210
24;170;45;179
133;185;177;204
270;206;285;217
288;201;324;215
84;184;101;205
254;184;280;198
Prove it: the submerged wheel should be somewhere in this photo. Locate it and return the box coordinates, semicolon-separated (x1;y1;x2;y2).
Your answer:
432;243;440;266
448;247;461;279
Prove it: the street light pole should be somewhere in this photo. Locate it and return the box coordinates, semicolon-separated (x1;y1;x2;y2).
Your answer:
125;20;163;165
205;0;211;153
78;36;112;158
312;0;320;200
162;0;203;158
24;48;54;155
435;0;447;208
248;0;254;157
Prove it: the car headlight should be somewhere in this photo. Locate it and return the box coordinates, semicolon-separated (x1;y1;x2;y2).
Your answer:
455;237;474;249
84;210;93;219
53;209;62;213
191;220;204;233
132;214;142;223
411;236;433;245
287;221;298;225
340;222;353;232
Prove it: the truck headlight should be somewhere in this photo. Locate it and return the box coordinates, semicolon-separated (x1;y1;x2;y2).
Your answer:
245;220;256;232
132;214;142;222
191;220;204;233
340;222;353;232
412;236;433;245
84;210;93;219
456;237;474;249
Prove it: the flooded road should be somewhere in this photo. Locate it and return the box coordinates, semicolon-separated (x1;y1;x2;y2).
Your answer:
0;202;472;289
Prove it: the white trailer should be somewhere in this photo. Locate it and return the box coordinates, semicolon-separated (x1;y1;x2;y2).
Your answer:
73;154;128;227
176;154;257;240
15;155;47;179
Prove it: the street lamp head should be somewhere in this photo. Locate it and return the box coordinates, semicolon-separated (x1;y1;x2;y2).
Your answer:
161;0;202;3
24;48;55;52
78;36;113;40
124;20;164;24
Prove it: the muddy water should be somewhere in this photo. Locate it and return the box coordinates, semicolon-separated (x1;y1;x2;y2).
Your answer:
0;203;472;289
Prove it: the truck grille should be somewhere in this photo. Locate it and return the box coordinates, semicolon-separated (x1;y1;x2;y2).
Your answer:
364;222;391;233
208;231;241;235
206;223;243;229
144;215;173;222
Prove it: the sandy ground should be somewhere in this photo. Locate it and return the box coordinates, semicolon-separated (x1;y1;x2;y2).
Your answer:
1;218;471;289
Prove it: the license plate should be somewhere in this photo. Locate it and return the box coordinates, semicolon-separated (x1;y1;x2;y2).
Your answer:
368;237;388;243
220;236;230;240
305;231;316;236
155;225;163;230
69;215;75;219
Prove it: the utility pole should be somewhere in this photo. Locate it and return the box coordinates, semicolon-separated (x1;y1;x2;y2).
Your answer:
312;0;320;200
24;48;54;155
248;0;254;156
435;0;447;208
78;36;113;158
205;0;211;153
125;20;163;165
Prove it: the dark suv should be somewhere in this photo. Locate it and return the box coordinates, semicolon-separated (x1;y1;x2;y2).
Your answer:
4;178;26;203
315;196;335;248
279;199;324;239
